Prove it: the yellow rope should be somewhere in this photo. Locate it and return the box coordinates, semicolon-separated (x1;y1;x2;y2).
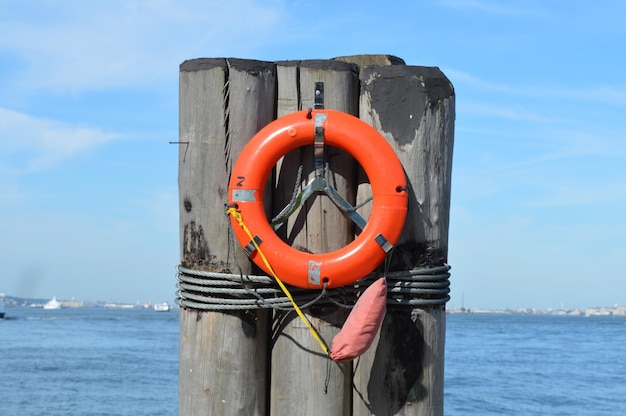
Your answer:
226;206;330;356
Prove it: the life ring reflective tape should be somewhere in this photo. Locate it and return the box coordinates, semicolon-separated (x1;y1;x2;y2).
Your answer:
228;109;408;289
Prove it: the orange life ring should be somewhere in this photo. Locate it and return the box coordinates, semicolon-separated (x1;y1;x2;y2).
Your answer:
227;109;407;289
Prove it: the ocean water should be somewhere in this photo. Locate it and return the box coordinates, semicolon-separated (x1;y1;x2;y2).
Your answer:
0;307;178;416
2;307;625;415
445;313;626;415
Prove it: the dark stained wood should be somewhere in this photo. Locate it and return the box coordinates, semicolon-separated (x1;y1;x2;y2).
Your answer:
353;64;455;416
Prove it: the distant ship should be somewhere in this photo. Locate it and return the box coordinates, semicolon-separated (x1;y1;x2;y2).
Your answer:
43;296;62;310
0;293;5;318
153;302;171;312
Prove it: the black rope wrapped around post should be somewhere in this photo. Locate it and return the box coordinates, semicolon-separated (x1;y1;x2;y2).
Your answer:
175;264;451;311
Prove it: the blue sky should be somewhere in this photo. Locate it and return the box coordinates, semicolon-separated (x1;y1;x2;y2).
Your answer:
1;0;624;309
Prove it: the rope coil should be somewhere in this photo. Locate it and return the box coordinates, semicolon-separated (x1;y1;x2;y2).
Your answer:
175;264;451;311
177;206;450;356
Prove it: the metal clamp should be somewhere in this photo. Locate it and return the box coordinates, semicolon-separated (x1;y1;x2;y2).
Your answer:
314;82;324;109
314;113;327;178
271;176;368;233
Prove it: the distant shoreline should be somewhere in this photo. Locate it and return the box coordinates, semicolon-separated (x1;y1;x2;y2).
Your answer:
3;294;622;317
1;295;175;311
447;305;626;317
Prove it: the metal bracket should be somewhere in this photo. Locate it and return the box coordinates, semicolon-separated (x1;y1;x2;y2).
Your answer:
314;82;324;109
243;235;263;256
314;113;327;178
375;233;393;253
308;260;322;285
271;176;368;232
231;189;256;202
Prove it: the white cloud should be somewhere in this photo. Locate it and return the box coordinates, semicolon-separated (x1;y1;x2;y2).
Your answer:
0;107;118;173
0;0;284;93
447;68;626;107
459;101;568;124
522;179;626;208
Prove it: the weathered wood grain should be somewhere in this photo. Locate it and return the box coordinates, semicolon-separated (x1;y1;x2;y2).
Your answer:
270;59;359;416
177;55;455;416
352;64;455;416
178;58;275;416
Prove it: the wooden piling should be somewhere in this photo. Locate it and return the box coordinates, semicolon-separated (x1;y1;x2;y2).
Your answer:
269;60;360;416
352;65;455;416
178;58;276;416
177;55;455;416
